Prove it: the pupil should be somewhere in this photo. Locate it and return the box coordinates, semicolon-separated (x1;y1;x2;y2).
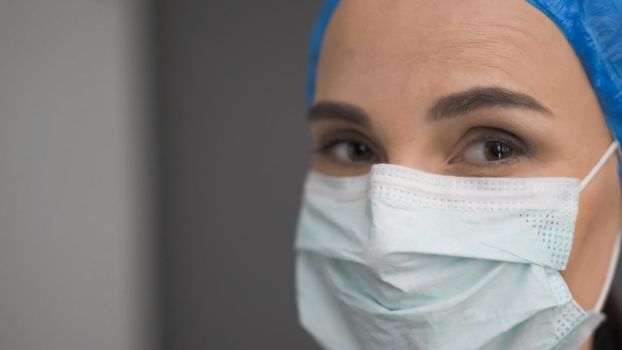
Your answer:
486;141;511;160
354;143;367;154
348;142;370;160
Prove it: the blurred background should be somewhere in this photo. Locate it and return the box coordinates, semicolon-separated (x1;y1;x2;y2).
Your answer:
0;1;322;349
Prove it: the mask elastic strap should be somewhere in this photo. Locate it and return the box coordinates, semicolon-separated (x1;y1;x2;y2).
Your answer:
579;140;620;191
594;229;622;312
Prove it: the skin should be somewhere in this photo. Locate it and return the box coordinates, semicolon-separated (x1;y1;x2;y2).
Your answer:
307;0;622;348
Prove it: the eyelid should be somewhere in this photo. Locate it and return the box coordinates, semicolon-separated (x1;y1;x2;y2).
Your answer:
473;134;526;155
317;128;371;144
313;132;381;168
448;127;534;167
312;140;376;170
316;129;382;155
466;127;533;155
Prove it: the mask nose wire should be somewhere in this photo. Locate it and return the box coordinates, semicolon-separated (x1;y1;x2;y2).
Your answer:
579;140;620;191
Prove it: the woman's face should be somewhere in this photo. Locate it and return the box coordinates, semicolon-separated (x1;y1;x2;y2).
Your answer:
308;0;621;319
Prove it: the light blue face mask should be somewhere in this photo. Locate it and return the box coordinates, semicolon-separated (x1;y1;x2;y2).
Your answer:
294;141;621;350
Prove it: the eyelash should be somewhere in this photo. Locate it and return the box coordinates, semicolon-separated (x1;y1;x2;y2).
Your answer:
312;132;380;167
458;130;528;165
313;127;531;168
314;138;376;161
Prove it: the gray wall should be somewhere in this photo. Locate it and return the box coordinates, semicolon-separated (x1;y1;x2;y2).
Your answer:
154;1;322;349
0;1;153;350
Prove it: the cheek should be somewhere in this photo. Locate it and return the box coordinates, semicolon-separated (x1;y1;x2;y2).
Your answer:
566;158;621;297
561;157;621;309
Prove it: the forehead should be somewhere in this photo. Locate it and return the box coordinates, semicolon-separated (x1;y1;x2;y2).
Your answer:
315;0;585;114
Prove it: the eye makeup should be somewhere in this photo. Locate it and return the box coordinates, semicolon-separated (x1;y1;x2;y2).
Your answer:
313;128;381;168
447;126;537;166
310;119;541;177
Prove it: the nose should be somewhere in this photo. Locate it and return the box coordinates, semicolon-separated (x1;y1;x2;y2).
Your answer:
382;145;446;175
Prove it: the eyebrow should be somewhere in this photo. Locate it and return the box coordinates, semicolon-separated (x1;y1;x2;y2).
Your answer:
307;86;552;125
426;86;552;120
307;100;372;128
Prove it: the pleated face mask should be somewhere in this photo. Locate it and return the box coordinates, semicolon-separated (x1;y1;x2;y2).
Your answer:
294;140;621;350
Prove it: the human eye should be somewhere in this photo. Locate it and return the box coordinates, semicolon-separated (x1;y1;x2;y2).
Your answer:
448;127;534;168
313;130;380;168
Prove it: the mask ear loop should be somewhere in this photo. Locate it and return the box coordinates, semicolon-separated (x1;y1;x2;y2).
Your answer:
579;140;620;191
594;231;621;312
584;134;622;311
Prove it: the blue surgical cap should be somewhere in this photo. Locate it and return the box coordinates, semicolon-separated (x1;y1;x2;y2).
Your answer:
305;0;622;179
